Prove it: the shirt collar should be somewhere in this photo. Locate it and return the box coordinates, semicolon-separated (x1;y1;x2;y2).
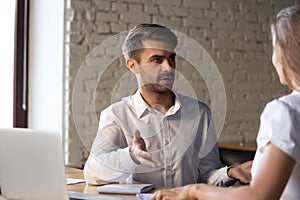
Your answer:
133;89;151;118
167;90;181;115
133;89;182;118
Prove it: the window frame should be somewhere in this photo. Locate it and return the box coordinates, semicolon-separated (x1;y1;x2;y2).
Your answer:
13;0;29;128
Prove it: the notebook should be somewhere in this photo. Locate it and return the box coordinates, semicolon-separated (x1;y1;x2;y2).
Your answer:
0;128;122;200
97;183;154;194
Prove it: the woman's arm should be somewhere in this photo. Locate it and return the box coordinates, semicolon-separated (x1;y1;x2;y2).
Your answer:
151;142;295;200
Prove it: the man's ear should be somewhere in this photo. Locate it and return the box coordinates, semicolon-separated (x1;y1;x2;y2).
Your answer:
126;58;139;73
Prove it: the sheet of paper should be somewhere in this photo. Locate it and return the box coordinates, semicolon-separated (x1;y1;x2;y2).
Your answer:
66;178;86;185
136;193;153;200
69;191;124;200
97;184;154;194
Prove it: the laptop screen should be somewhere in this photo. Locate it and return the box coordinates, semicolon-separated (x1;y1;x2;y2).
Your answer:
0;128;69;200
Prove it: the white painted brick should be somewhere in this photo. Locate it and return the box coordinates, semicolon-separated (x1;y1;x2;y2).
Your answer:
95;1;111;11
244;31;256;42
158;6;174;16
129;4;143;13
230;31;244;42
173;27;189;35
212;39;238;50
203;29;217;39
86;34;109;45
72;0;90;10
112;2;128;12
144;4;159;14
120;12;151;23
152;0;181;6
159;6;189;18
256;4;274;16
96;12;119;22
261;23;270;33
86;8;96;21
257;50;271;61
240;41;264;51
217;50;230;60
184;17;210;28
153;15;182;27
96;22;110;33
173;7;189;17
188;28;204;38
70;33;85;44
237;21;260;31
243;51;256;61
203;42;213;54
70;21;83;32
256;32;269;42
240;121;259;133
247;72;272;82
73;8;84;21
229;50;244;61
212;20;236;30
244;132;258;143
212;1;237;11
121;0;149;3
217;10;234;21
216;30;231;40
69;44;89;56
111;22;127;33
188;8;204;18
237;1;252;12
204;10;217;19
183;0;210;9
245;13;258;22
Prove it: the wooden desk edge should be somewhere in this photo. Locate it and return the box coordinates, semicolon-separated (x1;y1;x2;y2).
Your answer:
66;167;144;200
218;142;257;152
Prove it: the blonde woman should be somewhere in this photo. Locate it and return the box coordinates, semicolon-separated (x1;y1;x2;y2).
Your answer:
151;5;300;200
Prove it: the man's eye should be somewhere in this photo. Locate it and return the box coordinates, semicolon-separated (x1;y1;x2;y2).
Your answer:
152;58;163;63
169;56;175;62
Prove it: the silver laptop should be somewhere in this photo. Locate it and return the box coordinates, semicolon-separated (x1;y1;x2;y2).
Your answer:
0;128;69;200
0;128;123;200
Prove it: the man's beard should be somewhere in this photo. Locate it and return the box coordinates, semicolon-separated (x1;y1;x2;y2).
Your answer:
141;71;175;93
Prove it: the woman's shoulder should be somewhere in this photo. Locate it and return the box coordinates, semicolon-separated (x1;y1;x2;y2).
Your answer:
278;91;300;110
264;91;300;116
259;92;300;163
261;92;300;129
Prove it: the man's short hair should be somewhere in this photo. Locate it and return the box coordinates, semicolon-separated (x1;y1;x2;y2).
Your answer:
122;23;178;62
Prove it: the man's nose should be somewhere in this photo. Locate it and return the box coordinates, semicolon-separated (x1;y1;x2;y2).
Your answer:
161;59;174;72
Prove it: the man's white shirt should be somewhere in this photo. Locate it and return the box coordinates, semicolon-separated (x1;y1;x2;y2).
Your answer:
84;90;233;188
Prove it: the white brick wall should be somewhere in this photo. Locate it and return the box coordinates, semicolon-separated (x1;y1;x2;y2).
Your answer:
65;0;295;167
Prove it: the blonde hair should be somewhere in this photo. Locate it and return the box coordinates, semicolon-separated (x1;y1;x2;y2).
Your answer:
271;5;300;90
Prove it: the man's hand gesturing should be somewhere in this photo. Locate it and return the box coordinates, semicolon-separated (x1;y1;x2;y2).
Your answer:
129;129;162;168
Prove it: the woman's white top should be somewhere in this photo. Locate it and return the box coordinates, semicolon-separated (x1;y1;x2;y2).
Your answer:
251;91;300;200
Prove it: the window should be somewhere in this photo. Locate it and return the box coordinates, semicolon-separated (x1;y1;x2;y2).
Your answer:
0;1;16;128
0;0;29;128
13;0;29;127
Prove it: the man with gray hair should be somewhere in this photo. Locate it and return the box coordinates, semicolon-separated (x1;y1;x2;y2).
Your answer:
84;23;251;188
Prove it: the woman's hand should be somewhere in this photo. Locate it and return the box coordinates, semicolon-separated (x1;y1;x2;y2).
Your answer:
151;184;198;200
